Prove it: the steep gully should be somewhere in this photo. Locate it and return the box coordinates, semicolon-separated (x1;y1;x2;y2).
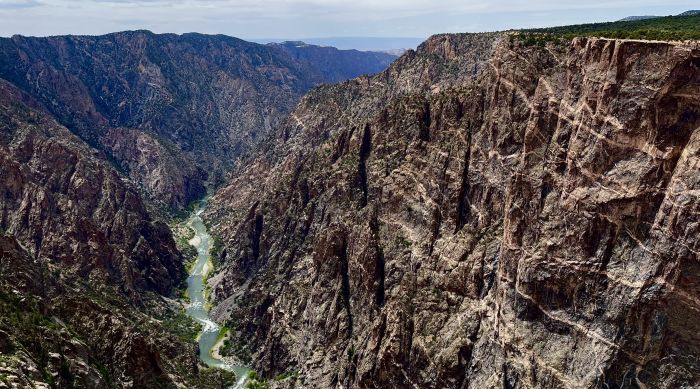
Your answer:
185;199;249;388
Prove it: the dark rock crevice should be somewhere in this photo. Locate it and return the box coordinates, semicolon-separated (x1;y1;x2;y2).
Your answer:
428;206;443;256
357;123;372;208
339;237;353;339
332;127;354;163
419;101;431;142
455;127;472;232
252;212;264;264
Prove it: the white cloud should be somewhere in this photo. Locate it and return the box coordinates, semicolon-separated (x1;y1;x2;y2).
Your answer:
0;0;42;9
0;0;696;38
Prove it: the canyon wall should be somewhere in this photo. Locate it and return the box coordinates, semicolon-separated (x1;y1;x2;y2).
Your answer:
0;31;397;387
0;78;205;387
0;79;183;295
205;34;700;388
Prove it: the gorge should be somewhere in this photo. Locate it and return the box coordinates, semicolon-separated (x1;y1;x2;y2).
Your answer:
0;31;397;388
1;11;700;389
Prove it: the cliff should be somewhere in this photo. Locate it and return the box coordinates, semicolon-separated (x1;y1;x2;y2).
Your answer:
0;79;183;294
205;33;700;388
0;79;203;387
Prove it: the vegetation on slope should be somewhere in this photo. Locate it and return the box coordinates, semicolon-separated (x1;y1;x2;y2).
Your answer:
515;13;700;45
161;310;202;343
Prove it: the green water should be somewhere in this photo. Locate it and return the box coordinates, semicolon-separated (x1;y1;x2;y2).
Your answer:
184;200;249;388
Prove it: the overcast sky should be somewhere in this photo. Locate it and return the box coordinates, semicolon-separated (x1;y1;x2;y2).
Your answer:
0;0;697;40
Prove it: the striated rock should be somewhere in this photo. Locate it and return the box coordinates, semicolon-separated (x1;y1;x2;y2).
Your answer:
206;34;700;388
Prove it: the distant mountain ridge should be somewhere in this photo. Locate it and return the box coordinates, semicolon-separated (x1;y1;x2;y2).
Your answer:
270;41;397;83
618;9;699;22
253;36;425;52
618;15;659;21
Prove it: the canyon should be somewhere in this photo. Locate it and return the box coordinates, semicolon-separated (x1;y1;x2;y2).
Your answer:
0;13;699;389
0;32;395;388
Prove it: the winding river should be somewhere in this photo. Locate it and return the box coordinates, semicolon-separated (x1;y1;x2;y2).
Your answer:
184;199;249;388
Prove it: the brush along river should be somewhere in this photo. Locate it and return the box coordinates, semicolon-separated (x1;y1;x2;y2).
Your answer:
185;199;249;388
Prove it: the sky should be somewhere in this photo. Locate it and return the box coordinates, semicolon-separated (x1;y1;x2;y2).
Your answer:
0;0;697;42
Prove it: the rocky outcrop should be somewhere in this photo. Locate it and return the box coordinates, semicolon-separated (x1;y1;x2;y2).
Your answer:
205;34;700;388
0;31;397;208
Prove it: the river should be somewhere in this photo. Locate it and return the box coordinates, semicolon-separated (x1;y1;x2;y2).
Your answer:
184;199;249;388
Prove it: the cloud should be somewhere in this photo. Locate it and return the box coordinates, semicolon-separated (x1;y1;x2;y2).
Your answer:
0;0;697;38
0;0;42;9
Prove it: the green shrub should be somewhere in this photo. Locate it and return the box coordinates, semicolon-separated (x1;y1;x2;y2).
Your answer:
396;236;412;249
273;371;297;381
209;235;224;269
245;371;269;389
162;310;202;342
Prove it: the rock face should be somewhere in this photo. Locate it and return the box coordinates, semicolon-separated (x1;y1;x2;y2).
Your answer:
0;31;397;208
205;34;700;388
0;79;183;294
0;79;203;387
0;233;204;388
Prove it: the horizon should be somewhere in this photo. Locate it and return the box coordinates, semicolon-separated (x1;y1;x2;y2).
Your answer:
0;1;697;45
